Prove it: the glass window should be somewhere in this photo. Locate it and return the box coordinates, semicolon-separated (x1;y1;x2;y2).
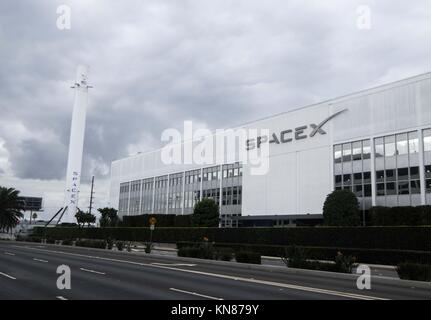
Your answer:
364;184;372;197
343;185;352;192
426;165;431;179
424;129;431;152
352;141;362;161
353;173;362;185
354;185;363;197
408;131;419;154
396;133;408;155
375;137;384;158
334;145;342;163
342;143;352;162
362;140;371;160
386;182;396;195
377;183;385;196
385;135;396;157
376;170;385;183
363;172;371;183
426;179;431;193
410;180;421;194
398;181;409;195
410;166;420;180
398;168;409;181
343;174;351;185
385;169;396;182
335;175;342;185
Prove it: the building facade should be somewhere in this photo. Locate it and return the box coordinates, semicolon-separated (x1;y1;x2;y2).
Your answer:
109;72;431;226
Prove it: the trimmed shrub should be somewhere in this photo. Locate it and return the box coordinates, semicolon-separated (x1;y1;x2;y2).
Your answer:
178;247;203;259
116;241;124;251
235;251;261;264
323;190;360;226
61;239;73;246
75;239;106;249
144;242;153;254
281;246;356;273
215;248;234;261
107;238;114;250
177;242;215;260
396;262;431;281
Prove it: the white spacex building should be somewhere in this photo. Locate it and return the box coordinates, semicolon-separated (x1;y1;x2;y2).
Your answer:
109;72;431;227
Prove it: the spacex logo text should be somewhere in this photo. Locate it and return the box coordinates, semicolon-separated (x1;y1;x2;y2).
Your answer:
246;109;347;150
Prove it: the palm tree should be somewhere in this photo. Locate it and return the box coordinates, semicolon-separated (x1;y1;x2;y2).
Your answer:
0;187;24;232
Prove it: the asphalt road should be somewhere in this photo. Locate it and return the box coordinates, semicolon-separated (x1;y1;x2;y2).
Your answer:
0;241;430;300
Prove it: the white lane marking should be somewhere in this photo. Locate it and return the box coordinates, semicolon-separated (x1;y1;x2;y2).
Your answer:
33;258;48;263
0;272;16;280
11;245;388;300
170;287;223;300
4;252;15;256
152;263;196;267
56;296;67;300
80;268;106;275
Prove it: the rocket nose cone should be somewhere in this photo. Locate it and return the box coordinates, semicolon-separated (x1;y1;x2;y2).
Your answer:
76;65;89;84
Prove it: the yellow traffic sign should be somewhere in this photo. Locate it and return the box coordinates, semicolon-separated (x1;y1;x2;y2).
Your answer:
149;217;157;225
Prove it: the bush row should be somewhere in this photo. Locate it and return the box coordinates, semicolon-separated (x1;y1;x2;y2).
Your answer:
34;226;431;251
281;246;356;273
371;206;431;226
396;262;431;281
121;214;192;227
177;241;431;265
177;243;261;264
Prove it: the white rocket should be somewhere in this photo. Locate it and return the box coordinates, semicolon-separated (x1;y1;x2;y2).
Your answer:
64;65;91;221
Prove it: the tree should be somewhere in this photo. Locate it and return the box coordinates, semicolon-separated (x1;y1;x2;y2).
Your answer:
0;187;24;232
323;189;361;226
98;207;119;227
191;198;219;227
75;209;96;228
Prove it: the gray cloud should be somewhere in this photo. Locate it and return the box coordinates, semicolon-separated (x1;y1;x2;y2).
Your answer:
1;0;431;208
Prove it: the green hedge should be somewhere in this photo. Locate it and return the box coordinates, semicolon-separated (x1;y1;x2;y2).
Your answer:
396;262;431;281
178;241;431;265
371;206;431;226
235;251;261;264
34;226;431;252
75;239;107;249
121;214;192;227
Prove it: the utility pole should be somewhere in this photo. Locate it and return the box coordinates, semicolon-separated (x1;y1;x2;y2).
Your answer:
89;175;95;215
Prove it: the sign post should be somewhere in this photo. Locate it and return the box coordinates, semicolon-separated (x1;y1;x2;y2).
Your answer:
149;217;157;249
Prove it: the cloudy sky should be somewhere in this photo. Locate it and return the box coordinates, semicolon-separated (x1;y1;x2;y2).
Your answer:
1;0;431;220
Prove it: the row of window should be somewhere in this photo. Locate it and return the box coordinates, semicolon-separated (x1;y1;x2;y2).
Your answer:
376;181;420;196
335;129;431;165
375;131;419;158
376;167;419;182
334;139;371;163
119;163;243;214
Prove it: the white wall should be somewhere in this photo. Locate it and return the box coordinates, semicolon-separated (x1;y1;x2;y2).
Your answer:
109;72;431;216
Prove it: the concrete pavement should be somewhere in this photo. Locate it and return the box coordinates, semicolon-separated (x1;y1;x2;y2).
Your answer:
0;241;430;300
